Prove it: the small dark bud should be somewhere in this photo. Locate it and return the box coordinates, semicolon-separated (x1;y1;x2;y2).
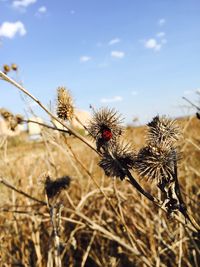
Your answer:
45;176;71;199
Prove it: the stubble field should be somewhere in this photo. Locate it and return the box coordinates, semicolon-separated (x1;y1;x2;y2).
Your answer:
0;116;199;267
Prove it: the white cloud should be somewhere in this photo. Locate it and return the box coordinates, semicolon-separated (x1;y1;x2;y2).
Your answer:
35;6;47;17
0;21;26;38
100;96;123;103
111;50;125;58
108;38;120;45
38;6;47;13
157;32;165;38
144;38;161;51
80;56;91;62
158;18;166;26
12;0;37;8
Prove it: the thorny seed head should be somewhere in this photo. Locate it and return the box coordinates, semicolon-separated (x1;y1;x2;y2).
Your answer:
134;145;177;184
9;118;18;131
57;87;74;121
9;114;24;131
0;108;13;120
3;64;10;74
99;141;136;180
45;175;71;199
15;114;24;124
147;116;180;146
0;108;24;131
11;63;18;71
87;107;123;151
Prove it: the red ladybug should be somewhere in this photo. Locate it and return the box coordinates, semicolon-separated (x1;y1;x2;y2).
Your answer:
102;128;112;141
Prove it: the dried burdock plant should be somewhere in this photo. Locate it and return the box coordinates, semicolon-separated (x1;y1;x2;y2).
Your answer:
0;108;12;120
11;63;18;71
99;141;136;180
2;63;18;75
134;144;176;184
0;108;24;131
134;116;187;215
57;87;74;121
3;64;10;74
1;70;199;233
147;115;180;146
44;175;70;267
45;175;71;200
15;114;24;124
88;107;123;152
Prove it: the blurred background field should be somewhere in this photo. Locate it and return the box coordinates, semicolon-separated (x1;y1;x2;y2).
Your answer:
0;115;199;267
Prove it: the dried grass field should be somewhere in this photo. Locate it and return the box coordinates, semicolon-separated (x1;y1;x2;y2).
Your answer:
0;114;199;267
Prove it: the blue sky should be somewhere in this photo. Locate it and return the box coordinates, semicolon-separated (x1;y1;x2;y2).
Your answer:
0;0;200;124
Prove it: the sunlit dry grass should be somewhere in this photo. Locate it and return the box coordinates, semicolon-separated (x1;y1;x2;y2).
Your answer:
0;116;199;267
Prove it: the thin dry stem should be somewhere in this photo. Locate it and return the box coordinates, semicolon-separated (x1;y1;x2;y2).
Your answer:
0;177;46;205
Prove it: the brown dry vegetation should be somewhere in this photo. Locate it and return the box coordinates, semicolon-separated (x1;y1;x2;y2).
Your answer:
0;116;199;267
